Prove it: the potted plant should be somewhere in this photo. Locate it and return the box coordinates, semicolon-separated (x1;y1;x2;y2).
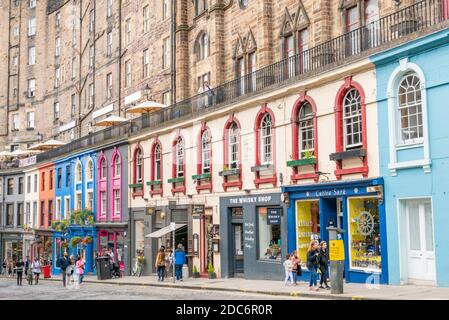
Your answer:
192;265;200;278
61;241;69;249
70;236;82;248
207;263;217;279
303;149;315;159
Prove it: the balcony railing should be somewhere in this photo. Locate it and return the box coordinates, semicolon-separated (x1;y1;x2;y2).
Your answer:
35;0;449;163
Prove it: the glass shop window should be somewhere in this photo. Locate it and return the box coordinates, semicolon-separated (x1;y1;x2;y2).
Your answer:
296;200;320;266
348;197;381;272
258;207;281;262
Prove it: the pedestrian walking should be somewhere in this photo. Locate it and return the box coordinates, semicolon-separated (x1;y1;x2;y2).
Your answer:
15;258;24;286
155;248;166;282
307;240;320;291
75;256;85;285
283;254;294;286
31;257;42;285
57;252;70;287
7;259;13;277
174;244;186;281
67;255;76;289
290;250;301;285
164;248;173;279
24;256;30;278
2;258;6;275
318;241;331;289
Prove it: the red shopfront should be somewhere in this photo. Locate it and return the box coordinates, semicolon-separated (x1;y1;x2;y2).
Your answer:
97;228;127;271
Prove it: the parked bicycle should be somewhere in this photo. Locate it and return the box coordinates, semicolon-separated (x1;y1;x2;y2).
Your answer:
131;251;144;277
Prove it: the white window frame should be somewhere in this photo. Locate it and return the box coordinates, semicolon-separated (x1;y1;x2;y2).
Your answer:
55;197;62;221
201;131;211;174
136;149;143;183
55;37;61;57
28;46;36;65
113;189;120;215
107;0;113;17
397;73;424;145
29;0;36;8
86;190;94;211
343;88;363;150
64;196;71;220
86;159;94;182
28;17;36;36
386;58;431;175
27;111;35;129
155;144;162;181
28;79;36;97
260;114;273;165
107;31;113;56
107;73;113;100
298;102;314;157
143;6;150;33
75;161;82;184
176;137;184;178
143;49;150;78
75;192;82;211
228;123;239;169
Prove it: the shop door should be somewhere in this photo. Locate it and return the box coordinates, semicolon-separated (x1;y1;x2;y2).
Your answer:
232;223;244;274
405;200;435;282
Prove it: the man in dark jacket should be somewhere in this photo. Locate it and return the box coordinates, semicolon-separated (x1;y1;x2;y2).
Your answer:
15;258;24;286
58;252;70;287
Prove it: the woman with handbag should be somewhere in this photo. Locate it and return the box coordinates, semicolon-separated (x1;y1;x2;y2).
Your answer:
307;240;320;291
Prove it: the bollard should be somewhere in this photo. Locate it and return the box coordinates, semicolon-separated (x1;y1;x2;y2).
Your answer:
327;226;345;294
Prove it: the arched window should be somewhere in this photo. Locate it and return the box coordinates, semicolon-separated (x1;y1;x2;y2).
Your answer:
260;114;273;165
100;158;107;179
86;159;93;181
253;105;277;187
298;102;314;157
228;123;239;169
201;130;211;174
343;88;362;150
194;32;209;61
113;154;121;177
176;137;184;178
154;143;162;181
398;73;423;143
75;161;82;183
134;147;143;183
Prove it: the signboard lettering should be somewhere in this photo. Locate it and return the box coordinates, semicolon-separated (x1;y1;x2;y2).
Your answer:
267;208;282;225
329;240;345;261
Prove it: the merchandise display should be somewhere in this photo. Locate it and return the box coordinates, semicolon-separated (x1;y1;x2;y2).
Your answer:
296;200;320;266
348;198;381;271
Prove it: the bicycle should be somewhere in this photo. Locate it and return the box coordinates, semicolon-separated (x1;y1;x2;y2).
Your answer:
131;256;144;277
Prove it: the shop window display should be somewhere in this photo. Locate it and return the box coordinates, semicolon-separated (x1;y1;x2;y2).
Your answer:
296;200;320;266
348;198;381;271
258;207;281;261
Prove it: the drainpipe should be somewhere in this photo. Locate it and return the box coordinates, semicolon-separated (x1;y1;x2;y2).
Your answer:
171;0;177;104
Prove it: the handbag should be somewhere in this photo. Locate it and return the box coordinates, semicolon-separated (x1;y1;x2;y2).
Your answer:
296;265;302;276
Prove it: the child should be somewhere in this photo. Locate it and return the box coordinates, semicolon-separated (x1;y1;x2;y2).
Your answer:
27;268;33;285
283;254;293;286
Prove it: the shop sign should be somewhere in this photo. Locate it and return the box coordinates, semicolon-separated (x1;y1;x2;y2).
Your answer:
229;195;273;205
267;208;282;225
192;205;205;214
329;240;345;261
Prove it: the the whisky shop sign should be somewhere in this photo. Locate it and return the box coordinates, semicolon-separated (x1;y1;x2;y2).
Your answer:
229;195;274;205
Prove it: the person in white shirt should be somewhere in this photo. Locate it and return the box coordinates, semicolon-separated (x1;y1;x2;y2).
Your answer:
198;80;214;108
283;254;294;286
31;257;42;285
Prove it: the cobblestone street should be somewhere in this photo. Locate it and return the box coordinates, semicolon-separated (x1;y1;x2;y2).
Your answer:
0;279;309;300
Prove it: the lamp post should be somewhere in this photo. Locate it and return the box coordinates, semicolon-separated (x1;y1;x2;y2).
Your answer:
170;222;176;283
327;226;345;294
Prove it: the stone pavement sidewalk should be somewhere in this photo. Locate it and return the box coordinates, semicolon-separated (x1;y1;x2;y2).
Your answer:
6;274;447;300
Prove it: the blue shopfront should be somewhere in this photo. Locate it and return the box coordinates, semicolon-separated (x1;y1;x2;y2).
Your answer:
52;226;97;275
282;178;388;284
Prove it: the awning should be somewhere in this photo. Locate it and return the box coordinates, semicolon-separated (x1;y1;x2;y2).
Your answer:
145;224;186;238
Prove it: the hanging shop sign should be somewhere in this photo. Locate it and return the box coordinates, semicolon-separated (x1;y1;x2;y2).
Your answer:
267;208;282;225
192;205;205;214
329;240;345;261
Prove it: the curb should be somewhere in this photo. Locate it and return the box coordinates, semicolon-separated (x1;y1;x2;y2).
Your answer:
0;276;372;300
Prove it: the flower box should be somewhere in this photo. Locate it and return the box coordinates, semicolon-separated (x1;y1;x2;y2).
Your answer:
250;164;274;172
128;183;143;188
168;177;185;184
146;180;162;186
329;149;367;161
192;173;211;180
219;168;241;176
287;158;317;167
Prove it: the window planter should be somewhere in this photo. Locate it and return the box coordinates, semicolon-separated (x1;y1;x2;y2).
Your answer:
251;164;274;172
287;158;317;167
128;183;143;188
192;173;211;180
329;149;367;161
146;180;162;186
219;168;241;177
168;177;185;184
